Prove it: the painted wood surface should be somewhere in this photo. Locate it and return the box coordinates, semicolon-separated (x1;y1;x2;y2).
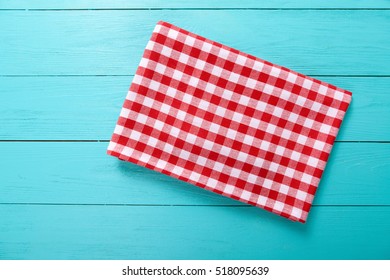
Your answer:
1;77;389;140
1;205;389;260
1;10;389;75
0;0;389;259
1;0;390;9
1;142;389;206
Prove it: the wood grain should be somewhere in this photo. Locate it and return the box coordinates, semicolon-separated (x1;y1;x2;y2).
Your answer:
1;77;389;141
0;204;389;259
1;1;389;260
1;0;390;9
1;142;389;206
1;10;389;75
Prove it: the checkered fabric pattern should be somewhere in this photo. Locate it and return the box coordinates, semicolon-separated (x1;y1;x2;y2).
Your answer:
107;21;352;223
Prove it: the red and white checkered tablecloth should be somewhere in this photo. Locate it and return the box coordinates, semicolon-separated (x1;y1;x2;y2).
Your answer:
107;21;352;223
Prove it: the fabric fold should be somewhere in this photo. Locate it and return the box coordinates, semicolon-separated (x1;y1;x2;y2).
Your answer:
107;21;352;223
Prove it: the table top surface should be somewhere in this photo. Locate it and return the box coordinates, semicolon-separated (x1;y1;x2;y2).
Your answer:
1;0;389;259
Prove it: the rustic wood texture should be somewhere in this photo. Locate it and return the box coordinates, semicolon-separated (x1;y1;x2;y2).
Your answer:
0;0;389;259
1;77;389;140
0;10;389;75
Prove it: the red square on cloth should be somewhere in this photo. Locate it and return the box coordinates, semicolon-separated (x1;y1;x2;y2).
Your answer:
107;21;352;223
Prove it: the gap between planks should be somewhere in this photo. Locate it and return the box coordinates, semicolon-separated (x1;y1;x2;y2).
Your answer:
1;75;390;77
1;8;390;11
0;203;388;207
0;140;389;143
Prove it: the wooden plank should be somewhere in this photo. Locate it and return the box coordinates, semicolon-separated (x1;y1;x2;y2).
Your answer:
0;10;389;75
1;0;389;9
0;204;388;259
1;142;389;206
1;77;389;141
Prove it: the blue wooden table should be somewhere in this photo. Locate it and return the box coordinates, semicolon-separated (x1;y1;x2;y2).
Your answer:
1;0;389;259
